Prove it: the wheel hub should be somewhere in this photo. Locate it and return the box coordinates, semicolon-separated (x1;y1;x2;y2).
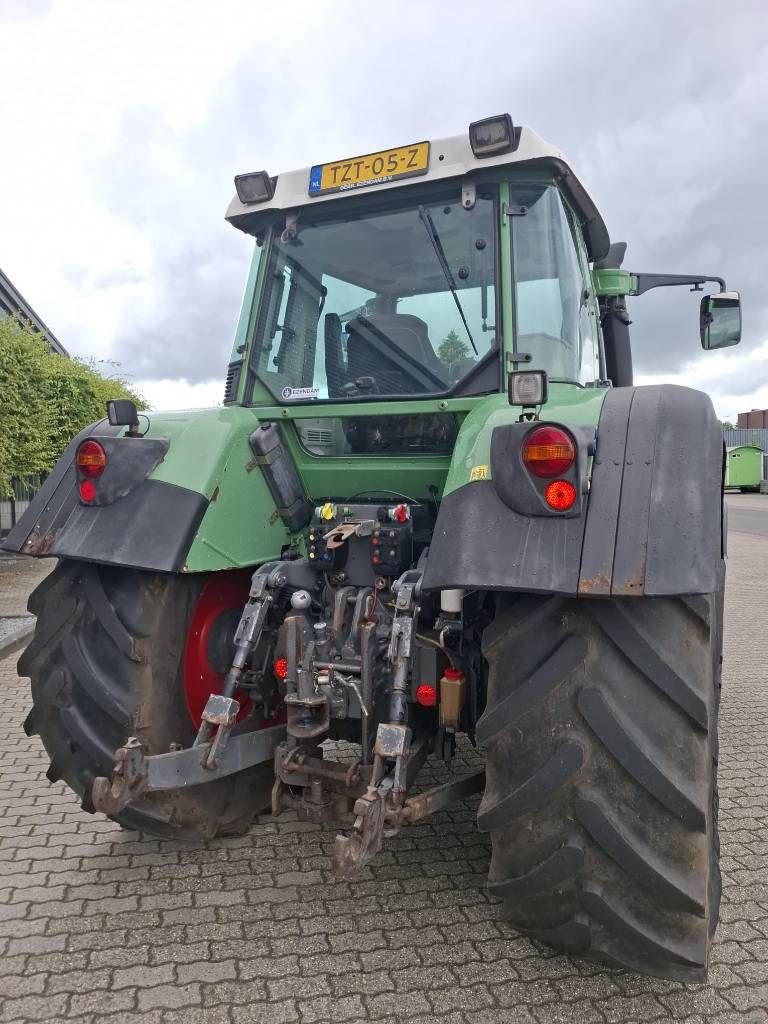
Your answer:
182;573;254;729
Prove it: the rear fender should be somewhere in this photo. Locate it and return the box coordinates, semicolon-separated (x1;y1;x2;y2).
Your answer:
423;384;724;597
1;407;289;573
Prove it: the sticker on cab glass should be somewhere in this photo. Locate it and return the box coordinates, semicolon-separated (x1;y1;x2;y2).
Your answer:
469;464;491;481
281;386;319;401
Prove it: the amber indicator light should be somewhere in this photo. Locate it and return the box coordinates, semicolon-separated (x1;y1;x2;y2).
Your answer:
522;426;575;478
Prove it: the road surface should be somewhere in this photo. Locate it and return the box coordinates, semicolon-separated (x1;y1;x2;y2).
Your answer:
1;520;767;1023
726;492;768;537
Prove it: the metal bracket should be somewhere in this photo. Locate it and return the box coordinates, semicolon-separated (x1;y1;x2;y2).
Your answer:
332;768;485;880
461;179;476;210
194;694;239;770
92;725;286;816
502;202;528;224
333;785;387;879
505;351;533;370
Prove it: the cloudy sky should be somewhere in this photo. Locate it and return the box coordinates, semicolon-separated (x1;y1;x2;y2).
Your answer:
1;0;766;419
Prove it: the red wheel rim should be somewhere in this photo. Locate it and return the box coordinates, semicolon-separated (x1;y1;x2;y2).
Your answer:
182;572;255;729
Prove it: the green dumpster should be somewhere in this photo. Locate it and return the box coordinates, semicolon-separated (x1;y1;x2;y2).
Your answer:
725;445;763;491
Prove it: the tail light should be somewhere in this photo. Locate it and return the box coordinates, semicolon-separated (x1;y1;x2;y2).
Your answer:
76;440;107;479
522;426;575;478
544;480;577;511
273;657;288;680
78;479;97;503
415;683;437;707
76;440;107;504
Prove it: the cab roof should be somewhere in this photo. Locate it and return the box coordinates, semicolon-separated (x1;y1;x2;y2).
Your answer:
225;125;610;261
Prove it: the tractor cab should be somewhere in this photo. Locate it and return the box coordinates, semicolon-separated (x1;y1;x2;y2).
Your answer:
223;117;606;431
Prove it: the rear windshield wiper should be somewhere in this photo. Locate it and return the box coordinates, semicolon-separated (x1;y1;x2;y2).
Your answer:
418;206;478;355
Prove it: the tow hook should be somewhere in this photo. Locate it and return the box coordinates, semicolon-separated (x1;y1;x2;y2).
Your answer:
91;737;149;814
332;767;485;880
91;726;286;815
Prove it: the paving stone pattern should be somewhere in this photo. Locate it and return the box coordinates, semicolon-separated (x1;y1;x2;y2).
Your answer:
1;527;767;1024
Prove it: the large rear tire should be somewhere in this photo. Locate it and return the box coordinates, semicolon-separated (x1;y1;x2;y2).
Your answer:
477;586;722;982
20;560;274;838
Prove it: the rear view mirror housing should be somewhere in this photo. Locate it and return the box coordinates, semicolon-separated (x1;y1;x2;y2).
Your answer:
700;291;741;350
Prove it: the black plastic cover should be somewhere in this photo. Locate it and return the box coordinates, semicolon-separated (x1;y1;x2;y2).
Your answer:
424;385;724;598
1;424;207;572
580;384;724;596
423;480;586;595
249;424;313;532
490;422;594;518
79;436;169;506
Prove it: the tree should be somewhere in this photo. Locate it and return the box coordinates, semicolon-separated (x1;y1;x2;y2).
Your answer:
719;419;735;430
437;329;471;370
0;315;145;496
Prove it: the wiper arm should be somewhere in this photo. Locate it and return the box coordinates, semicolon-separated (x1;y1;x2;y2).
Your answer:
418;206;478;355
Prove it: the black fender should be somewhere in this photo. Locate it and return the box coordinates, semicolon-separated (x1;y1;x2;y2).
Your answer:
422;385;724;597
1;422;208;573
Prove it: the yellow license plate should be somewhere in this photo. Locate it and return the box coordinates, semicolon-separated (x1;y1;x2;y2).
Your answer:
308;141;430;196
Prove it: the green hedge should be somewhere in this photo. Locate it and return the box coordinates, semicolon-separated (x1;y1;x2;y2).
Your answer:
0;315;145;496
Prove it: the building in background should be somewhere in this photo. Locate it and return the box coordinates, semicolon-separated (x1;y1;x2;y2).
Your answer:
737;409;768;429
0;266;68;356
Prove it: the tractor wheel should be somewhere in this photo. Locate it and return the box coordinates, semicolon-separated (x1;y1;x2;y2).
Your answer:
477;585;723;982
20;560;274;838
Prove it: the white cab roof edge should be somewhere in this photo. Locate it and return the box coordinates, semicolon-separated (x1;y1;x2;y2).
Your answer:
225;126;610;260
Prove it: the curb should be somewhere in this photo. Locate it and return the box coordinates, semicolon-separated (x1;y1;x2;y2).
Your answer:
0;619;34;662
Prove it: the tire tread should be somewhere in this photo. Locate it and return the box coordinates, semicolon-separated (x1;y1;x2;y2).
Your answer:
480;590;721;981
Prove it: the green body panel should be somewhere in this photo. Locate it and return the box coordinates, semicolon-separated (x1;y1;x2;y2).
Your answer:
139;385;607;572
592;267;636;297
725;445;763;490
143;406;288;572
441;385;608;496
256;397;477;503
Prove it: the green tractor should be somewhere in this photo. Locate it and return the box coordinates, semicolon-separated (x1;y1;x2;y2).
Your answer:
5;114;743;981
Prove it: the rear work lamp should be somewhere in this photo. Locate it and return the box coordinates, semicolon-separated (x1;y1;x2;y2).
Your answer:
469;114;518;158
508;369;548;408
234;170;275;205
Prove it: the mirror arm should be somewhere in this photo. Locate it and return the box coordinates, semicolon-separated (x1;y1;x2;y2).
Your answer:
631;273;726;296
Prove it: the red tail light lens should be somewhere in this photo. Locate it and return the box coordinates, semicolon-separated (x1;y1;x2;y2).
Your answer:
79;479;97;503
545;480;577;511
273;657;288;680
415;684;437;707
522;426;575;478
76;440;107;479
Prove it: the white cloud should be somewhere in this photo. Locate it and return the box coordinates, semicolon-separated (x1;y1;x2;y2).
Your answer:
137;377;222;412
0;0;302;361
1;0;765;411
637;339;768;421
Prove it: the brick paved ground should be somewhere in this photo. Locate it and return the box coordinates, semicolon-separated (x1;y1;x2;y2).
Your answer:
0;556;52;618
1;516;767;1024
0;556;52;656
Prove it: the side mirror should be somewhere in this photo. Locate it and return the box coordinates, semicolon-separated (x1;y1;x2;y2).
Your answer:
700;291;741;350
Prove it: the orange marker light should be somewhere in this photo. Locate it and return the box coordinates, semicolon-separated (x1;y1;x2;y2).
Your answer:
544;479;577;511
522;427;575;478
76;439;107;479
